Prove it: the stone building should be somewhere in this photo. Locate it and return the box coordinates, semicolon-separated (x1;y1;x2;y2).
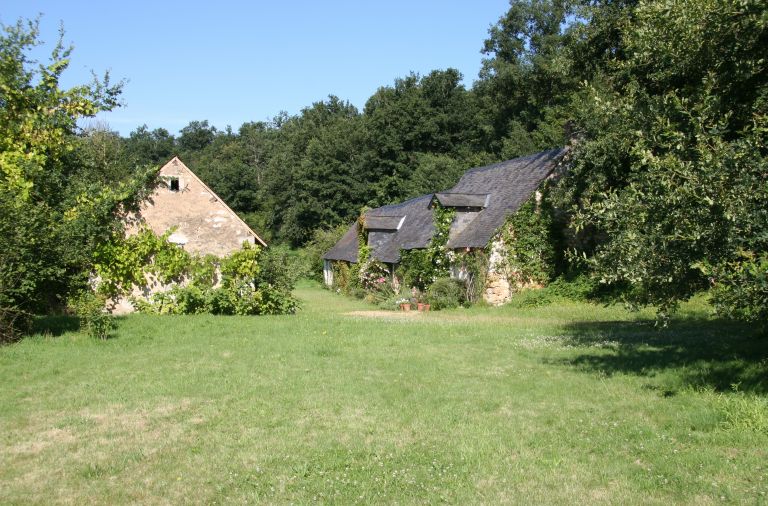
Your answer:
322;148;569;305
113;157;266;313
131;156;266;254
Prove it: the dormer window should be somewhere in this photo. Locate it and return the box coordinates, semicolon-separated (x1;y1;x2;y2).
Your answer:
169;177;180;192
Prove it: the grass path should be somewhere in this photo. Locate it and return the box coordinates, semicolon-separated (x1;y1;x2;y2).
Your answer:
0;282;766;504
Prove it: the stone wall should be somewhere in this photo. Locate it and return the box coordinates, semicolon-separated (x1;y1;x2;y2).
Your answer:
482;235;543;306
129;157;263;257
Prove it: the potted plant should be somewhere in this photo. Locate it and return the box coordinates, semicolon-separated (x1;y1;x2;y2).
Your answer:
396;298;411;311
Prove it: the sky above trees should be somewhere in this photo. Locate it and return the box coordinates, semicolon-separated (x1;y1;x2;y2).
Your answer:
1;0;509;136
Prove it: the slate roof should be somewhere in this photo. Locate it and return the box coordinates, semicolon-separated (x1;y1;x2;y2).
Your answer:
323;147;568;264
446;148;567;248
366;194;435;263
322;223;359;262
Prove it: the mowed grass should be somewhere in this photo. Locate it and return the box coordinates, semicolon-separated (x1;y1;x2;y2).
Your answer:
1;282;766;504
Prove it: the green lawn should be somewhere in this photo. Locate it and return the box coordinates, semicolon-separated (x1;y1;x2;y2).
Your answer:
1;282;766;504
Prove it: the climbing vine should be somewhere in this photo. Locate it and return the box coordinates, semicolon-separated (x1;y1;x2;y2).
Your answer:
451;248;490;303
93;226;190;297
93;228;298;315
496;191;557;286
398;201;455;290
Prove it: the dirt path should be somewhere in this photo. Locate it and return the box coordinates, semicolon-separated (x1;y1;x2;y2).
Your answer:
343;310;423;319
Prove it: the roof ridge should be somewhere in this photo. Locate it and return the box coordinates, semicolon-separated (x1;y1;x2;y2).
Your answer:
461;148;562;177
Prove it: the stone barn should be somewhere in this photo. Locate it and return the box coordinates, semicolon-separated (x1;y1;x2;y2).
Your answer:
133;156;267;254
323;148;569;305
113;157;266;313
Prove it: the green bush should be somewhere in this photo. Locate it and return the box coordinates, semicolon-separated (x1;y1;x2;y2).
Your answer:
302;225;349;282
0;306;31;344
426;277;465;310
509;289;554;308
545;275;599;301
68;292;115;339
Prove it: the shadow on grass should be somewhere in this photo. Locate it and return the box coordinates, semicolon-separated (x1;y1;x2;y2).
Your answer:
31;315;81;336
30;314;126;340
554;317;768;394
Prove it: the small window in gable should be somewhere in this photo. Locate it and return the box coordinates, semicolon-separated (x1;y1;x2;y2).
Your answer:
169;177;180;192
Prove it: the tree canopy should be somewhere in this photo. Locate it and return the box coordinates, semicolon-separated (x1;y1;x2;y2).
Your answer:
0;19;155;339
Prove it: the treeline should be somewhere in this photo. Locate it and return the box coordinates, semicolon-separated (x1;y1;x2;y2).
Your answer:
97;66;556;246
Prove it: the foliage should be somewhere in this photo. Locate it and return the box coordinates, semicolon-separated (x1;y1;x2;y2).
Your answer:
302;224;350;281
0;18;154;338
508;288;555;308
497;193;557;287
68;291;115;339
330;261;353;294
445;249;490;304
562;0;768;319
397;203;455;291
93;226;189;297
545;274;600;302
94;227;298;316
425;277;465;310
709;251;768;324
0;306;30;344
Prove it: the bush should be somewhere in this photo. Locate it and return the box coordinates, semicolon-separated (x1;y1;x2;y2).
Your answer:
426;277;465;310
545;275;599;301
509;289;554;308
68;292;115;339
0;306;31;344
99;236;300;316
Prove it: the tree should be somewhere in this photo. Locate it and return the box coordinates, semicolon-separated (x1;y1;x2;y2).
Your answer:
178;120;217;154
362;69;486;204
123;125;176;166
563;0;768;319
0;18;154;340
264;96;367;245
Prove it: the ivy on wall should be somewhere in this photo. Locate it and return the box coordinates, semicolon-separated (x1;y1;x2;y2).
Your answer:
93;227;298;315
451;248;490;303
496;190;557;286
397;201;455;290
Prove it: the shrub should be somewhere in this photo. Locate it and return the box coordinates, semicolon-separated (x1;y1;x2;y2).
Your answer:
0;306;31;344
426;277;465;310
509;289;554;308
68;291;115;339
120;240;299;316
546;274;599;301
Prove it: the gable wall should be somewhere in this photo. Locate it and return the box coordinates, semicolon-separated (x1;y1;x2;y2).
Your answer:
135;159;257;257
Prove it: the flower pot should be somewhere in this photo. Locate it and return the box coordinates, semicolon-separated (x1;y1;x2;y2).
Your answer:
423;304;430;312
400;303;411;312
417;303;425;312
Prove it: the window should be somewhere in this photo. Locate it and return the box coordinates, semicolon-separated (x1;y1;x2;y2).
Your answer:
169;177;180;192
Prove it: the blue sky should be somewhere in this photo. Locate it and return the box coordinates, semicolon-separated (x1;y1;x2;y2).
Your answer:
2;1;510;136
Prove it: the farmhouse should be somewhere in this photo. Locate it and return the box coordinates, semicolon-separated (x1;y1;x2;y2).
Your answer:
323;148;569;304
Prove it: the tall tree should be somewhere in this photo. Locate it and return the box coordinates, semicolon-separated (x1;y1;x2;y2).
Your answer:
362;69;486;204
0;18;154;338
563;0;767;319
